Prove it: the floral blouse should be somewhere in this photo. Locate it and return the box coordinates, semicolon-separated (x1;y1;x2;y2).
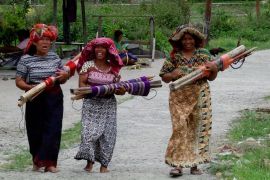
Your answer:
80;61;119;86
159;48;212;79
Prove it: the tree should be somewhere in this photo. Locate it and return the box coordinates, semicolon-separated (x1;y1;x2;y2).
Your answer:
204;0;211;45
256;0;260;19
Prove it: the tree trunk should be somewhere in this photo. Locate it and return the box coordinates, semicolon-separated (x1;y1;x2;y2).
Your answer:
204;0;212;45
256;0;260;20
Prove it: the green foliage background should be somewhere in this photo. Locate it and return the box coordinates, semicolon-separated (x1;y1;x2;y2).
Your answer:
0;0;270;53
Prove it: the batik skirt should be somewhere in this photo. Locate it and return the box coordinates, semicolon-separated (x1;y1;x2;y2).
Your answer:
74;95;117;167
165;82;212;168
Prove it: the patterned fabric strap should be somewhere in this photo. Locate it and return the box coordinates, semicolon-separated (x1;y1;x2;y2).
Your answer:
87;76;151;97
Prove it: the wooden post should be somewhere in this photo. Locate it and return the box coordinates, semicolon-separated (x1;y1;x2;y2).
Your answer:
204;0;212;45
81;0;87;44
98;16;103;37
256;0;260;20
52;0;57;52
52;0;57;25
149;16;155;62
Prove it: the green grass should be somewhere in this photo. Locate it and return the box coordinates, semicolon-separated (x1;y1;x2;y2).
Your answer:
60;122;81;149
0;149;32;171
264;96;270;100
229;110;270;141
0;95;133;171
210;110;270;179
208;37;270;51
0;122;82;171
230;148;270;180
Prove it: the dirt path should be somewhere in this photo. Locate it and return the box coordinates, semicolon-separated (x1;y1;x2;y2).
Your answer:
0;50;270;180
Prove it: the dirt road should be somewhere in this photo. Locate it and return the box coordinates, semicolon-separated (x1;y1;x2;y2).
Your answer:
0;50;269;179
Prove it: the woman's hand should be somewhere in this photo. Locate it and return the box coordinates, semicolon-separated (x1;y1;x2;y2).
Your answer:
114;86;126;95
55;69;69;84
147;76;154;81
161;68;182;83
205;61;218;81
205;61;217;72
171;68;182;80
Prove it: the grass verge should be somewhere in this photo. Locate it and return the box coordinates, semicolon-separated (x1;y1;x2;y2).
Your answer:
210;110;270;179
0;94;134;171
0;122;82;171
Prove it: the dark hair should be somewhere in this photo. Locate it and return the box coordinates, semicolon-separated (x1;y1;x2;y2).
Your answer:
25;44;37;56
113;30;123;41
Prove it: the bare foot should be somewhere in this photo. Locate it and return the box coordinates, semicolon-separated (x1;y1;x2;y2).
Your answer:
32;164;40;172
84;161;94;172
44;166;59;173
100;166;109;173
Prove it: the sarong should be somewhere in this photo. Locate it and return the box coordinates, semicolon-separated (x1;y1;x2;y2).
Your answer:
75;95;117;167
25;86;63;167
165;82;212;168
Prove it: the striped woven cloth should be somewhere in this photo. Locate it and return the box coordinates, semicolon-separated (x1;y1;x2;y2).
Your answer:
78;76;151;97
87;76;150;97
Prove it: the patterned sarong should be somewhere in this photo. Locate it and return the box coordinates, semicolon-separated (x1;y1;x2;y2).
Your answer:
165;82;212;168
74;96;117;167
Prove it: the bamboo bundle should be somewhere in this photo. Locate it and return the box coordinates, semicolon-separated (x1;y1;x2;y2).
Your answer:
17;59;79;107
170;45;256;91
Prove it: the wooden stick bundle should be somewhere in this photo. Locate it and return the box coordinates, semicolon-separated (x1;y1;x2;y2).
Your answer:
169;45;256;91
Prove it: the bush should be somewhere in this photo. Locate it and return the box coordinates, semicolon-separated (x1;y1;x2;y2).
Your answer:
155;28;171;55
0;0;30;45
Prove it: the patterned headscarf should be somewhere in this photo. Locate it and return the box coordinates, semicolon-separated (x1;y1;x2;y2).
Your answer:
25;23;58;54
77;37;123;74
169;24;206;59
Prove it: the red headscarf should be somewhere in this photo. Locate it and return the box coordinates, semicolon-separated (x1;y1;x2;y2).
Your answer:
24;23;58;54
77;37;123;74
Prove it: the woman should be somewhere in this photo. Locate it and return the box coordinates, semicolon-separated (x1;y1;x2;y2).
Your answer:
113;30;138;65
159;24;218;176
15;24;69;173
74;37;125;173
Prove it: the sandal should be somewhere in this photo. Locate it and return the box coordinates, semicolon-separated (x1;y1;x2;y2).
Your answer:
190;166;203;175
169;167;183;177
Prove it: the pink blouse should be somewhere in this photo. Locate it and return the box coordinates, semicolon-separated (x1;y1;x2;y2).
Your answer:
80;61;117;86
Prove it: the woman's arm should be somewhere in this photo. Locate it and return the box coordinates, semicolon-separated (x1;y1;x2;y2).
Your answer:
79;74;88;87
15;77;34;91
161;68;182;83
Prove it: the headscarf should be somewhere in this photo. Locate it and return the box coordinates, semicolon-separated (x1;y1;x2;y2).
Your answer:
24;23;58;54
169;24;205;59
77;37;123;74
